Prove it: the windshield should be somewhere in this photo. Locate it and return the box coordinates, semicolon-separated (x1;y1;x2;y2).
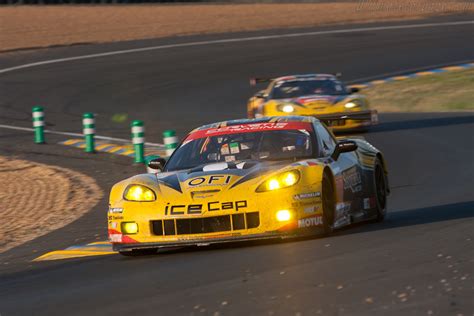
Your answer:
271;79;347;99
166;128;315;171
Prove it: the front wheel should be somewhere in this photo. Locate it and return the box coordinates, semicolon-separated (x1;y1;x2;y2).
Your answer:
322;173;335;234
373;159;388;222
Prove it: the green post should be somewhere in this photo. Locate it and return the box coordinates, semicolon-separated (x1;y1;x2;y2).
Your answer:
131;120;145;163
163;130;178;157
82;112;95;153
32;106;45;144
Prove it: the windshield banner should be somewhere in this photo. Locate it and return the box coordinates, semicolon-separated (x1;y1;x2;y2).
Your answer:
186;122;312;141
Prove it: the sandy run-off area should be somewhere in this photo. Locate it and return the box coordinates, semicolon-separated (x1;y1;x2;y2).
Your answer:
0;1;473;52
0;156;103;253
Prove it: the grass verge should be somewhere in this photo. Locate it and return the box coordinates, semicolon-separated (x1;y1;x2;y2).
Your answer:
366;68;474;112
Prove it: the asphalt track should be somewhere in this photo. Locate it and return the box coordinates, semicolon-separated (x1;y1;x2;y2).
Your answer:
0;15;473;316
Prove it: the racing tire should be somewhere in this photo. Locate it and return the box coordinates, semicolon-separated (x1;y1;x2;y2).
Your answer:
119;248;157;256
322;173;335;234
373;159;388;222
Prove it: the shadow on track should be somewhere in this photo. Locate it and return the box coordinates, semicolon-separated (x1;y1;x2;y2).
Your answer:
371;115;474;133
117;201;473;259
335;200;474;237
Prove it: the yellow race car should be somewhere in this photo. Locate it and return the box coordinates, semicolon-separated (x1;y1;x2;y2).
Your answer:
108;116;389;256
247;74;378;132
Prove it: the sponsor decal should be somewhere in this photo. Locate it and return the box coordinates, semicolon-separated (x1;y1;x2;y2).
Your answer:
109;233;122;243
304;205;320;214
363;197;376;209
108;207;123;213
293;191;321;200
108;215;123;220
334;202;351;228
298;215;323;228
342;167;362;193
293;201;321;207
230;142;240;154
220;144;230;155
335;202;351;218
186;122;312;141
225;155;236;162
188;175;232;187
164;200;248;215
109;221;118;229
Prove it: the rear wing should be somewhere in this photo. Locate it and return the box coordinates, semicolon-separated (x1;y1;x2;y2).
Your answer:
249;77;273;87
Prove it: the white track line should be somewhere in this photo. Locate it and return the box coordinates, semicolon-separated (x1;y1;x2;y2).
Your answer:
0;20;472;75
0;124;164;147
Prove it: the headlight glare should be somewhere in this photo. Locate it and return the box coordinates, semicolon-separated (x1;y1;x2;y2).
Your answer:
276;210;292;222
257;170;300;192
344;102;358;109
124;184;156;201
277;103;296;113
282;105;294;113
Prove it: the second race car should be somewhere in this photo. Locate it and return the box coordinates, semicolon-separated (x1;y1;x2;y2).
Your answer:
247;74;379;132
108;116;389;256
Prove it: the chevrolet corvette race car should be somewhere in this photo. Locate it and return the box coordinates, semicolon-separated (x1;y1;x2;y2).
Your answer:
108;116;389;256
247;74;378;132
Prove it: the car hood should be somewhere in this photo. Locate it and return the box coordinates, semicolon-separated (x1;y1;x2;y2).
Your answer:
279;94;348;109
154;160;289;196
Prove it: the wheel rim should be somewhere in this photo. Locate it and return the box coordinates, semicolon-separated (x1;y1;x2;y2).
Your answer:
375;166;386;210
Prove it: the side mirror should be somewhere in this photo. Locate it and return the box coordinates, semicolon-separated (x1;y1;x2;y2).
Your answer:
331;140;358;160
255;91;267;99
146;157;166;173
350;87;360;94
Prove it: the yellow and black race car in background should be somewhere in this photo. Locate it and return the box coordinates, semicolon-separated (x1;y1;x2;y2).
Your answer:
247;74;378;132
108;116;389;256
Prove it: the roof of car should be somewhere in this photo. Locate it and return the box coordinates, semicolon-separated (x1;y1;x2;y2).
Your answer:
273;74;337;82
192;116;319;132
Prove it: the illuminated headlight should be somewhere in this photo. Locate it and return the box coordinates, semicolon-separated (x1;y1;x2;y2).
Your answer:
282;105;295;113
276;210;292;222
344;102;358;109
277;104;295;113
123;184;156;202
121;222;138;234
257;170;300;192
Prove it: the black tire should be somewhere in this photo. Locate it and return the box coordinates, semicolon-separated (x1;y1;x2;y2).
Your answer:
322;173;335;234
119;248;157;257
373;159;388;222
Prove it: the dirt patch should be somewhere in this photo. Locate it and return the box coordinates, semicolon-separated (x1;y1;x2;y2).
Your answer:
0;156;103;253
0;1;473;52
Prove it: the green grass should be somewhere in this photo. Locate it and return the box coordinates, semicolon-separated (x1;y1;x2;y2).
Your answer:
365;68;474;112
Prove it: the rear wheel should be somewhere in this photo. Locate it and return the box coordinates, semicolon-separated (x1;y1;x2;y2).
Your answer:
322;173;335;234
374;159;387;222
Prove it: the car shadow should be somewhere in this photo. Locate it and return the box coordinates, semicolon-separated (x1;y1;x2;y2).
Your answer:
370;115;474;133
333;200;474;237
128;201;473;258
332;115;474;136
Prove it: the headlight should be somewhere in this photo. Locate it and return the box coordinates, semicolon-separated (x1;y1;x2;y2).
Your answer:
344;102;358;109
277;104;295;113
123;184;156;201
256;170;300;192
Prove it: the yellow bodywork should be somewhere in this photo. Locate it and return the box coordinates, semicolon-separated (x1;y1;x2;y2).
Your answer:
108;163;329;248
247;88;378;131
